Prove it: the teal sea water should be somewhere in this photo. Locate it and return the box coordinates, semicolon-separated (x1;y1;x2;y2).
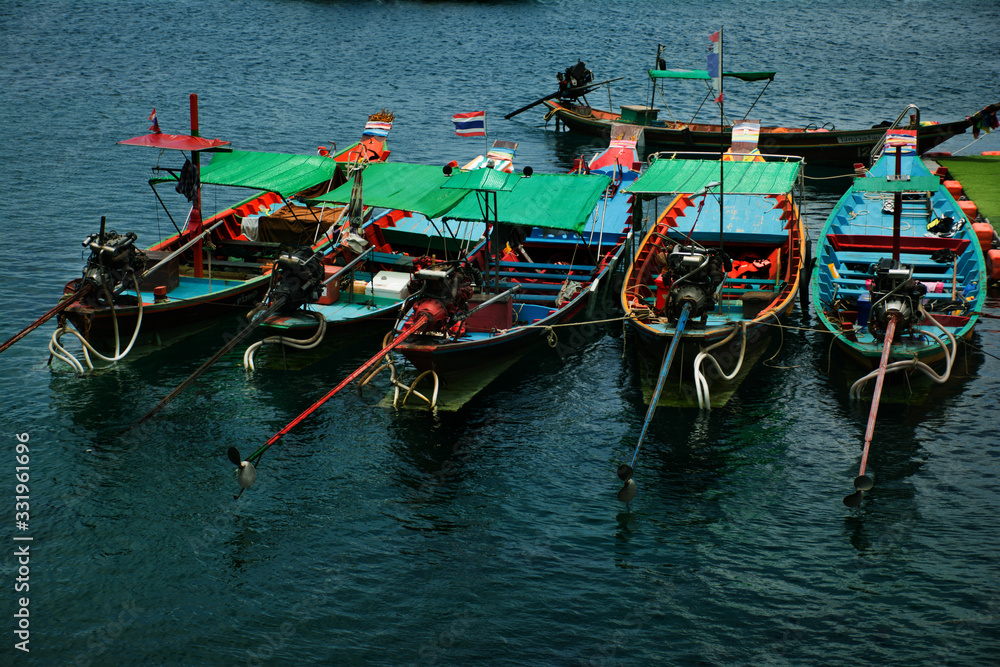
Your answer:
1;1;999;664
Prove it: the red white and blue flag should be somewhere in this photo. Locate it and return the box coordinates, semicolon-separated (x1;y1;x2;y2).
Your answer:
148;108;161;134
452;111;487;137
707;30;723;103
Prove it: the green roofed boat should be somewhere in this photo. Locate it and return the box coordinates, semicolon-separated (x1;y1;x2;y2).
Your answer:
44;100;393;374
221;132;641;489
620;145;807;410
809;107;988;506
525;53;999;167
279;129;641;409
239;143;525;370
811;117;986;376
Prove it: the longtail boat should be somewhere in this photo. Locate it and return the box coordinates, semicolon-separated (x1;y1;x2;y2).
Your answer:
225;135;636;492
385;128;639;393
527;54;999;167
40;98;392;373
240;143;523;369
812;128;986;371
614;136;806;501
621;137;806;407
809;114;987;506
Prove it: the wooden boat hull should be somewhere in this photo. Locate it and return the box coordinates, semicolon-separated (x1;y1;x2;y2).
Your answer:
810;136;986;373
62;275;269;347
393;137;640;383
397;282;595;375
630;297;791;375
621;156;805;402
543;100;985;167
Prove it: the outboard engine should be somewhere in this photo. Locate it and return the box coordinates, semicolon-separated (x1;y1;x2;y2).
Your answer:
655;245;729;322
271;247;324;313
868;257;926;336
80;230;147;300
408;256;475;334
558;60;594;99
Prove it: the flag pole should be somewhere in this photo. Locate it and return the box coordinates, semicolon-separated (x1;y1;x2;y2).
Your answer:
718;28;725;255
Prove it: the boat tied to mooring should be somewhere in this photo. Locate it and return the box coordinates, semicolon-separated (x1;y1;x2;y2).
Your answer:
810;108;987;506
239;143;523;370
225;131;638;496
521;46;1000;167
15;97;393;374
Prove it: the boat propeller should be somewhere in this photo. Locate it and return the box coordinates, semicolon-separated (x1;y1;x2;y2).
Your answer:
616;465;637;503
227;447;257;499
843;473;875;508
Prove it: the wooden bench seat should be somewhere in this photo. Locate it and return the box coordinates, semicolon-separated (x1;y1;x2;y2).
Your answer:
827;234;969;254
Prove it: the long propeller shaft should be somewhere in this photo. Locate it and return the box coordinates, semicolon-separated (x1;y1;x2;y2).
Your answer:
859;314;898;478
133;296;287;427
633;304;690;466
844;313;898;507
618;303;691;501
0;283;94;355
246;313;431;463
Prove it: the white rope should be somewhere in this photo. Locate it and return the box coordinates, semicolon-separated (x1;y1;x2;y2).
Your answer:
243;310;327;371
49;272;145;374
693;321;747;410
849;306;957;398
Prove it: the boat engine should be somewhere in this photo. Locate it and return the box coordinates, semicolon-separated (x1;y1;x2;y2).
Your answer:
408;256;475;334
868;258;926;336
80;230;147;300
656;245;729;322
558;60;594;99
270;247;324;313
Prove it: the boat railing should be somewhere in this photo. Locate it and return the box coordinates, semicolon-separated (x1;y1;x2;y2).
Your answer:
870;104;921;163
647;150;805;165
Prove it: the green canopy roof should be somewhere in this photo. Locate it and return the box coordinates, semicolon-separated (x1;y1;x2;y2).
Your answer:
152;151;344;198
441;168;521;192
625;159;800;197
648;69;776;82
312;163;611;232
312;163;468;219
443;173;610;231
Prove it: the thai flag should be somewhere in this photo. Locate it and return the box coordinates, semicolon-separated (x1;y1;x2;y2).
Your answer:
452;111;487;137
148;108;161;134
707;30;723;103
362;120;392;138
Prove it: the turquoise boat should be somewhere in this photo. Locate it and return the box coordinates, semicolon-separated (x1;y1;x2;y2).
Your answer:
810;121;986;383
810;110;988;506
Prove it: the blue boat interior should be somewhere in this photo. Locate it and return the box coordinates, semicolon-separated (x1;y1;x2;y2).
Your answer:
812;148;983;351
627;189;795;333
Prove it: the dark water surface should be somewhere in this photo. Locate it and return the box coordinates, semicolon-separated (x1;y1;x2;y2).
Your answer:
2;1;999;664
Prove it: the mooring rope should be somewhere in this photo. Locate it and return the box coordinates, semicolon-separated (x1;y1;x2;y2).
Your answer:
803;172;855;180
